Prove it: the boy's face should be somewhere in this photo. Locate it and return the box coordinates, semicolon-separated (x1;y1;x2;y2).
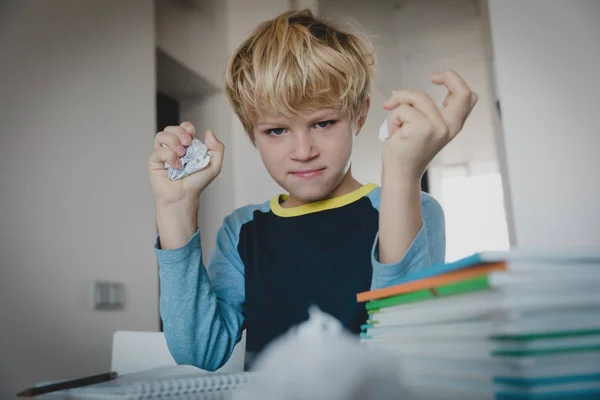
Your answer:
254;107;363;203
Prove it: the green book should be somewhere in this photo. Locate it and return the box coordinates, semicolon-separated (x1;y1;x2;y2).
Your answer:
491;329;600;341
366;275;491;311
492;345;600;357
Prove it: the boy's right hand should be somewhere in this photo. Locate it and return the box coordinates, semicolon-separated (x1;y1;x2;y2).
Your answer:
148;122;224;207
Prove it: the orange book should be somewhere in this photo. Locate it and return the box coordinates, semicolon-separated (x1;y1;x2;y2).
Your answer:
357;262;507;303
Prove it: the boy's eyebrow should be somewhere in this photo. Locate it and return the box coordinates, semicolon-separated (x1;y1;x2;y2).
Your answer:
256;110;341;127
306;110;341;123
255;119;286;127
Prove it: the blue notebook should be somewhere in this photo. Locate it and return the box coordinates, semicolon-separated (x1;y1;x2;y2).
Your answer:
383;249;600;287
383;253;493;287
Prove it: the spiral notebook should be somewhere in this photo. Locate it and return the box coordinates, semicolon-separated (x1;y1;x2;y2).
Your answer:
42;366;254;399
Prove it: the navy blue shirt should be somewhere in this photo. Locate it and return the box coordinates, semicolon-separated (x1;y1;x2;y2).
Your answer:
155;183;446;370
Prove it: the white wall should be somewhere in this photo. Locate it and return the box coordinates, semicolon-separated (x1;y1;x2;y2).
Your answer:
155;0;229;88
0;1;157;397
488;0;600;249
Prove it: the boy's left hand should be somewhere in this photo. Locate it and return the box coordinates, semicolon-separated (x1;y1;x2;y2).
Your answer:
382;70;478;182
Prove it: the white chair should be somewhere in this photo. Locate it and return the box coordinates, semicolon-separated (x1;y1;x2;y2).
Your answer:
111;330;246;374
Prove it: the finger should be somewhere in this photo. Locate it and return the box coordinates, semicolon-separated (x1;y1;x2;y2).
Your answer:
154;131;187;157
431;69;471;97
383;90;445;127
470;92;479;108
440;88;478;109
156;146;182;168
204;130;224;152
164;125;193;146
431;70;474;109
147;150;163;168
387;104;429;137
204;130;225;171
179;122;196;140
430;70;477;134
148;146;181;170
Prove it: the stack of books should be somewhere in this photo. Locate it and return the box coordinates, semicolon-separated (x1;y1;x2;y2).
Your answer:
357;250;600;400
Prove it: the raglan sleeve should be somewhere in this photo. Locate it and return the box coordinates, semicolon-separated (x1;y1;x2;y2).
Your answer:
154;213;246;371
370;192;446;289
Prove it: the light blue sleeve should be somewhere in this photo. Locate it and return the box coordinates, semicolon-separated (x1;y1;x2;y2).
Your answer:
367;188;446;289
154;208;252;371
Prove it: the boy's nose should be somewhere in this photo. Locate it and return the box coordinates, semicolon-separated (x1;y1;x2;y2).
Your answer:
290;132;318;161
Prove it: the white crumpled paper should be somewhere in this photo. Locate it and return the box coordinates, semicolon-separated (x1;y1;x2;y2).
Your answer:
233;306;406;400
379;119;390;141
379;90;396;142
163;138;211;181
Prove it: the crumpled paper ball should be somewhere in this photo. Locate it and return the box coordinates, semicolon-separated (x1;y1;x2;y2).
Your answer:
379;90;397;142
379;119;390;141
163;138;211;181
234;306;406;400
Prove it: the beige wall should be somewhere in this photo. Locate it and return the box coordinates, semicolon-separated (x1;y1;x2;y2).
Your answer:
0;0;157;397
488;0;600;248
155;0;229;89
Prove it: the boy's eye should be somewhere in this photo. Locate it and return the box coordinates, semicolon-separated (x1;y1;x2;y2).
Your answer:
264;120;336;135
266;128;285;136
314;120;336;129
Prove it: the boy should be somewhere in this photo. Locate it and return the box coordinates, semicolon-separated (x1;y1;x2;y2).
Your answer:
148;9;477;371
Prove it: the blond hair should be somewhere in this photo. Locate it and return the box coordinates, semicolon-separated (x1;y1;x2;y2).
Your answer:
225;9;376;143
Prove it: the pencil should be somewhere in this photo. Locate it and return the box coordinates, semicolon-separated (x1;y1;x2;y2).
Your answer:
17;371;118;397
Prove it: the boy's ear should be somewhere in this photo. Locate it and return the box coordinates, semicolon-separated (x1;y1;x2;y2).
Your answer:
355;97;371;135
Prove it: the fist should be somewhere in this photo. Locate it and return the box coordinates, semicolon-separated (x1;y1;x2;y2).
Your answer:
147;122;224;206
382;70;478;180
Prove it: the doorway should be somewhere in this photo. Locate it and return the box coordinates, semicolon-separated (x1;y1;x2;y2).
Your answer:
156;90;179;332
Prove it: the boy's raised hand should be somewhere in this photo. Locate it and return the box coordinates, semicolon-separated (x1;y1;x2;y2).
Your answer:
148;122;225;207
382;70;478;181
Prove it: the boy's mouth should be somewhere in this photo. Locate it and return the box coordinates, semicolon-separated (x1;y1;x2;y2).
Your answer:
289;168;326;179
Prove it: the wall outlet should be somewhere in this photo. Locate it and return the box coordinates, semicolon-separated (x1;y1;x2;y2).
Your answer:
93;281;125;310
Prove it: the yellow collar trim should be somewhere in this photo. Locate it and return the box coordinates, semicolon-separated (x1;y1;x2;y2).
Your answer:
270;183;378;218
